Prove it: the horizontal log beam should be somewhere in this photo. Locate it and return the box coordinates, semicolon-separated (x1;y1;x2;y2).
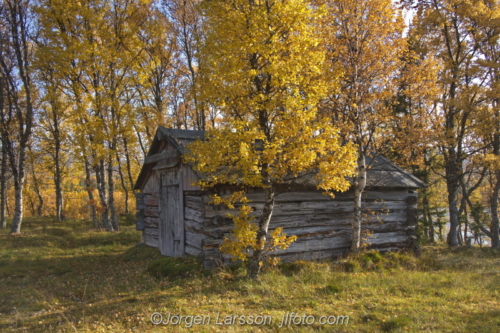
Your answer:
144;150;179;165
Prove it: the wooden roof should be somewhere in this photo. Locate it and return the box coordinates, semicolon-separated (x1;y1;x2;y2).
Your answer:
134;127;425;190
134;127;204;190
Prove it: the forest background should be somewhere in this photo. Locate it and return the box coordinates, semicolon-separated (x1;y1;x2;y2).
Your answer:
1;0;500;250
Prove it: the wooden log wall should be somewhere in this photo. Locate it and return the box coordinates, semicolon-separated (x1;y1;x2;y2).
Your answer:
137;158;419;268
141;170;160;248
185;188;419;269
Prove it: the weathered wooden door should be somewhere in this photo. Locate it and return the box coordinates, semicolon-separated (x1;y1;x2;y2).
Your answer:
159;167;184;256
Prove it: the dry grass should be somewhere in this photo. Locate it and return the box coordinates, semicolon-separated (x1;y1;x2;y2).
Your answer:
1;217;499;332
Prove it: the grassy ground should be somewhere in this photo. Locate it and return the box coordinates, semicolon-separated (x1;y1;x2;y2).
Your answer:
0;218;499;333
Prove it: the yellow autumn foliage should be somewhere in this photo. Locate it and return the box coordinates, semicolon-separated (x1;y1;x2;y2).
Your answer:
184;0;357;263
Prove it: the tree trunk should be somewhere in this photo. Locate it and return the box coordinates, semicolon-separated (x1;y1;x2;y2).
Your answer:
53;110;64;221
28;193;35;216
248;186;275;279
122;137;135;194
428;206;435;243
446;190;460;246
463;202;469;246
29;158;44;216
108;155;118;231
438;217;444;241
351;152;366;252
5;180;10;217
115;149;128;214
95;160;112;231
420;196;428;242
10;172;25;234
457;222;463;246
54;159;64;221
490;169;500;249
422;195;434;242
445;155;460;246
489;129;500;248
133;125;147;157
84;160;98;228
1;145;7;229
8;140;29;234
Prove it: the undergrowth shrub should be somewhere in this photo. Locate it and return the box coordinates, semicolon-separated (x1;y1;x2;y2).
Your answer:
121;214;137;226
322;283;342;294
278;260;317;276
336;250;422;272
147;256;207;280
122;245;161;262
380;315;413;332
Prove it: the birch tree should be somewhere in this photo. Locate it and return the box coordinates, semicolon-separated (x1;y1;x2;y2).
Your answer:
185;0;357;278
409;0;490;246
321;0;408;251
0;0;38;233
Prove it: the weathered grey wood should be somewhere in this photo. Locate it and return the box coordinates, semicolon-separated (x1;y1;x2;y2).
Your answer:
185;230;206;250
136;218;145;231
185;219;203;230
144;207;159;217
406;195;418;204
185;195;203;211
203;200;409;219
278;248;349;263
185;245;202;256
135;193;145;210
144;195;159;207
246;191;332;202
202;237;224;248
202;228;410;253
144;227;159;236
144;150;179;165
268;225;343;237
367;245;405;251
185;207;203;223
143;227;159;247
202;208;409;230
407;207;418;226
366;231;408;245
365;222;408;233
145;216;159;228
135;127;423;266
203;248;224;269
159;167;185;257
243;189;412;203
153;159;181;170
186;221;226;238
182;163;201;191
143;171;159;194
405;225;416;235
144;235;158;248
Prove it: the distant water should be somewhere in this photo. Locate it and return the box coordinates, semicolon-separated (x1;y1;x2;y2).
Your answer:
443;222;491;246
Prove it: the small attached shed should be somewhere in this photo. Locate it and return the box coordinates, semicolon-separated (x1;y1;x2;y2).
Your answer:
134;127;425;268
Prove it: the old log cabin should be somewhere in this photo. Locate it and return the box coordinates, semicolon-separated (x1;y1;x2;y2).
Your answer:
134;127;425;268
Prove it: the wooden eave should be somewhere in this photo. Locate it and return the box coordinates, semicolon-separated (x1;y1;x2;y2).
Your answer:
133;127;204;190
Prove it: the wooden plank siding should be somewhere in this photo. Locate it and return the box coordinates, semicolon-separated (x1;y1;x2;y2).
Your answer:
134;128;421;269
181;163;201;191
140;181;418;268
159;166;185;257
142;195;159;246
180;188;418;269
